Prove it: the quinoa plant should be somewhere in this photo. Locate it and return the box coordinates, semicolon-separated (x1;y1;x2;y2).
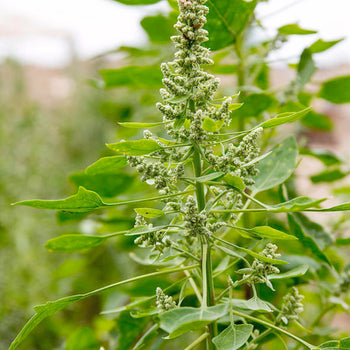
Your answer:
10;1;350;349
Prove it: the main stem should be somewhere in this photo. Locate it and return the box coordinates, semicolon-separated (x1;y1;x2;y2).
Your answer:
193;144;216;349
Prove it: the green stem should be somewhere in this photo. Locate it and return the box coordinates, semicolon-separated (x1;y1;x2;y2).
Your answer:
230;310;319;350
193;144;216;348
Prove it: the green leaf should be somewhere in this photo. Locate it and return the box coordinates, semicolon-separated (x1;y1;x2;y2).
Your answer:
268;265;309;280
233;93;276;118
85;156;127;175
229;103;244;111
252;137;298;193
132;324;159;350
248;226;298;241
141;14;175;43
100;66;162;89
70;171;134;198
195;172;225;182
318;76;350;104
66;327;100;350
300;148;342;166
278;24;317;35
297;49;316;87
301;111;333;131
310;168;348;183
224;174;245;191
12;187;107;213
313;202;350;212
45;234;107;252
107;139;162;156
269;197;326;213
202;117;224;132
206;0;257;51
9;265;197;350
119;121;165;129
288;214;331;265
134;208;164;218
231;296;274;312
116;311;149;350
320;337;350;349
159;304;228;339
258;108;311;129
309;38;343;54
167;95;188;103
213;324;253;350
112;0;161;4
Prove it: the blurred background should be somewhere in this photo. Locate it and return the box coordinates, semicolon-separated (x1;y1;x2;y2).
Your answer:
1;0;349;349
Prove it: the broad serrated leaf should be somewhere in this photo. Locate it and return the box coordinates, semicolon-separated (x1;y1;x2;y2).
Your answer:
318;76;350;104
213;324;253;350
100;66;162;89
159;304;228;339
119;121;166;129
268;264;309;280
134;208;164;218
206;0;257;51
257;108;311;129
85;156;127;175
66;327;100;350
278;24;317;35
252;137;298;193
45;234;107;252
223;174;245;190
107;139;162;156
309;38;343;54
12;187;107;212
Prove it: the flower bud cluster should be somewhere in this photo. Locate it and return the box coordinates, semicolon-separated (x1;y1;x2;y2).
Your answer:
206;128;262;186
127;156;184;194
134;228;172;253
279;287;304;324
246;243;280;286
183;195;209;236
156;287;177;311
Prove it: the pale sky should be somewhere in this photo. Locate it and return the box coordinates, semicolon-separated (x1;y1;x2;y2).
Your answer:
0;0;349;67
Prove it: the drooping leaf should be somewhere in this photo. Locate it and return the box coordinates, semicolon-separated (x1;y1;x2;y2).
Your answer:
278;24;317;35
100;66;162;89
288;214;330;266
308;38;343;54
141;14;175;43
159;304;228;339
297;49;316;88
85;156;128;175
134;208;164;218
9;265;196;350
224;174;245;190
299;148;342;166
45;234;107;252
107;139;163;156
257;108;311;129
252;137;298;193
12;187;107;213
320;337;350;349
213;324;253;350
318;76;350;104
269;197;326;213
268;264;309;280
66;327;100;350
70;171;134;198
206;0;257;51
310;168;348;183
